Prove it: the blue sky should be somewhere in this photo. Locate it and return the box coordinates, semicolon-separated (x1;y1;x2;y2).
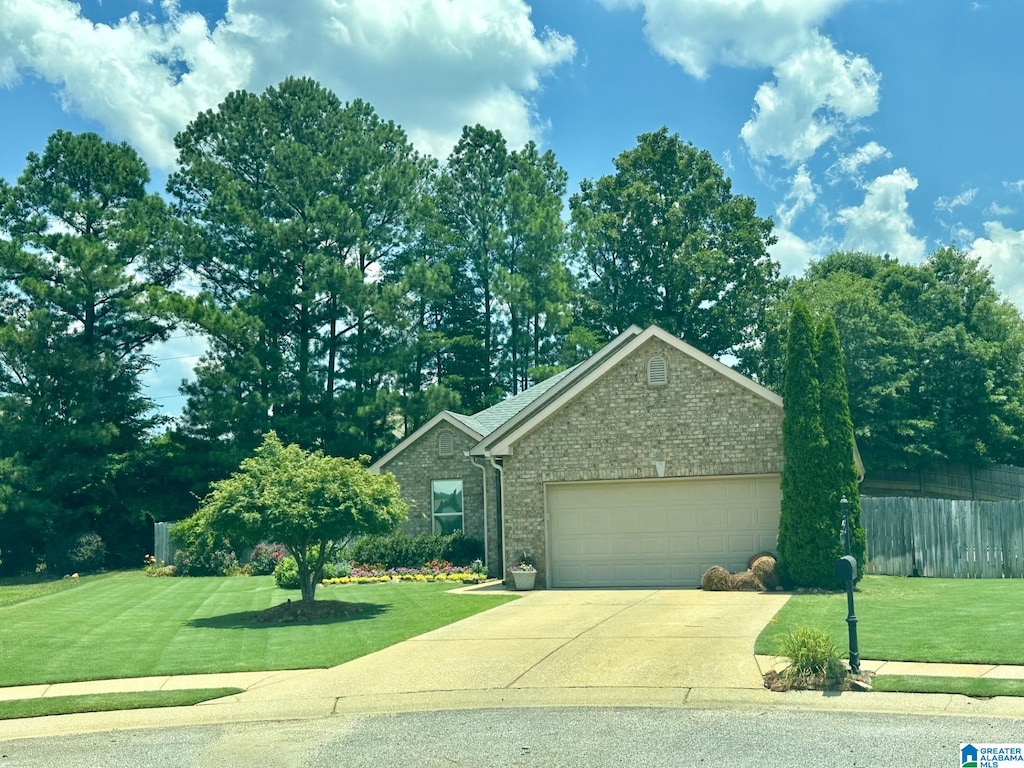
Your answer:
2;0;1024;412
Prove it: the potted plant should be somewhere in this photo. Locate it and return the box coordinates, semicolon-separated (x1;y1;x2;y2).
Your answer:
508;559;537;590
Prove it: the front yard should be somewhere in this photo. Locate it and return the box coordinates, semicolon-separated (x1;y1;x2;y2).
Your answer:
756;575;1024;665
0;571;515;687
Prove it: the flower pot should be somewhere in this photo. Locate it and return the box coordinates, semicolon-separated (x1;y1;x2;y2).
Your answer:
510;570;536;591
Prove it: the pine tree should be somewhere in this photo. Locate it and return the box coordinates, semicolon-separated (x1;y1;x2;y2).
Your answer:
777;300;839;587
817;314;867;570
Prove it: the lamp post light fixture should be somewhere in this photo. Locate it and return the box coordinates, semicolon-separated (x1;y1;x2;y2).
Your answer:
837;495;861;674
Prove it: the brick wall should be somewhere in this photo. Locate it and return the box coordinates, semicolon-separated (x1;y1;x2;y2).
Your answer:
500;337;784;587
378;421;501;576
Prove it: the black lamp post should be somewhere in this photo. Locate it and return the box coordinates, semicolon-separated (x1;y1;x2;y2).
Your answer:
837;495;861;674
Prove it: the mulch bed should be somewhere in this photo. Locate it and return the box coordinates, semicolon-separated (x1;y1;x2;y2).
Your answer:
255;599;363;623
763;669;875;692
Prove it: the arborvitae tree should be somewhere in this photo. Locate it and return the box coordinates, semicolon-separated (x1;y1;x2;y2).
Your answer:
817;314;867;570
777;300;839;588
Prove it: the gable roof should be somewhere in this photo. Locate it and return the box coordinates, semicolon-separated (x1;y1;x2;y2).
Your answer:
467;364;580;435
369;410;483;472
369;326;643;472
475;325;783;456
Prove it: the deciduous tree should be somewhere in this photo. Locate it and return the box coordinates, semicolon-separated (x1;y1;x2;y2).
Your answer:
569;128;778;362
175;432;406;601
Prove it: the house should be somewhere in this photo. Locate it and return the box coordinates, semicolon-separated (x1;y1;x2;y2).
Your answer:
371;325;787;588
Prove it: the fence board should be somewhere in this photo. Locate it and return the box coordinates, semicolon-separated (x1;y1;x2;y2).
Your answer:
860;497;1024;578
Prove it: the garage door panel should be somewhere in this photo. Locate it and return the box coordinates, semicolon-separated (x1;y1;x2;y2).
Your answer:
548;476;781;588
668;536;696;555
728;534;755;553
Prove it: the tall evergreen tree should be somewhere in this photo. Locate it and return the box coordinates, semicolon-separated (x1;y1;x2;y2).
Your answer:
426;125;570;411
776;300;839;588
817;314;867;570
167;79;429;465
0;131;176;571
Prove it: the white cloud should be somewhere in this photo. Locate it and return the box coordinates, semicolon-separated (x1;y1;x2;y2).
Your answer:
740;35;880;165
776;165;817;230
1005;180;1024;195
837;168;926;262
596;0;846;78
935;188;978;213
970;222;1024;310
987;201;1014;216
596;1;877;166
0;0;575;168
769;166;832;277
830;140;891;183
769;226;824;277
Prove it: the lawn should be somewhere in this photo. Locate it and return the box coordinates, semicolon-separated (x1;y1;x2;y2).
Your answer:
0;571;516;687
0;574;85;608
0;689;243;720
756;575;1024;665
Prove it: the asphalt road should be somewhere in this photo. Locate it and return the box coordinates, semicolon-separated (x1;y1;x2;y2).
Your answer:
1;706;1019;767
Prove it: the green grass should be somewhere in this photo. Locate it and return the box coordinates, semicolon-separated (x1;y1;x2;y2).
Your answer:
756;575;1024;664
873;675;1024;698
0;572;515;687
0;688;243;720
0;574;86;607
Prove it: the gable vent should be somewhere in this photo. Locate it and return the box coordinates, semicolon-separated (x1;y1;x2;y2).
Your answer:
437;430;454;457
647;356;668;386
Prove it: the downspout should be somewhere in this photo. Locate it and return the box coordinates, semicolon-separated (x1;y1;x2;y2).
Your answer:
468;454;489;573
487;453;507;579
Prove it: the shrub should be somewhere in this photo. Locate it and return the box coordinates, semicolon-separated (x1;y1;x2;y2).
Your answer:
700;565;732;591
172;536;242;577
728;570;764;591
349;531;484;569
64;532;106;574
778;626;846;687
248;544;286;576
273;555;301;590
143;554;176;577
750;555;779;590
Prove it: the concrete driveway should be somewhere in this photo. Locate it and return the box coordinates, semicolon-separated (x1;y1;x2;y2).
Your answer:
231;587;790;715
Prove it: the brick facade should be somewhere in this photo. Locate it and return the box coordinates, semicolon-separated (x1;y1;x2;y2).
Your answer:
499;337;784;587
377;421;501;576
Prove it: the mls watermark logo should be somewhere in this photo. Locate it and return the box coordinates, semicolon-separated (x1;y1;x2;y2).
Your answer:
962;743;1024;767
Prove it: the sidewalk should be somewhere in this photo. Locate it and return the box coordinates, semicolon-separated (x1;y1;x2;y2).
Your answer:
755;656;1024;681
6;658;1024;703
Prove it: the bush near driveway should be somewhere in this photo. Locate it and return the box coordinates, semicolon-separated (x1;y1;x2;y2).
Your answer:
0;571;515;687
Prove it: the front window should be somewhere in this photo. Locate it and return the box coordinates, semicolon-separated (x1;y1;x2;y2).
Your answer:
431;480;464;535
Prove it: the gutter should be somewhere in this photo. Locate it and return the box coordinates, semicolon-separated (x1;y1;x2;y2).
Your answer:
487;453;507;579
467;453;489;573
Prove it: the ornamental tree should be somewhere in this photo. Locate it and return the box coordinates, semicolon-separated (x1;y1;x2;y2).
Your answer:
175;432;406;601
776;300;837;588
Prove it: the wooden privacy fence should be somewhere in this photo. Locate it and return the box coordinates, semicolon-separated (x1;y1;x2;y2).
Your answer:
861;497;1024;578
153;522;173;567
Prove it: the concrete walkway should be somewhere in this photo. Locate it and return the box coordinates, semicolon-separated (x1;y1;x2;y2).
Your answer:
4;584;1024;740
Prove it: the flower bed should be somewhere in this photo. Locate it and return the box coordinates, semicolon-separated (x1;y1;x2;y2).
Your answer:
321;559;486;586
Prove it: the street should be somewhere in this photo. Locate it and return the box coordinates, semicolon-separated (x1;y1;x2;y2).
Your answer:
1;706;1018;767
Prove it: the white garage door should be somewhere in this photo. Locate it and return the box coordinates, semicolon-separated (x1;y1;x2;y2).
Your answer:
547;475;781;588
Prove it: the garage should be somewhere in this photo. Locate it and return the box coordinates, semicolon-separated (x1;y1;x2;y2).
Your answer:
546;475;781;588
